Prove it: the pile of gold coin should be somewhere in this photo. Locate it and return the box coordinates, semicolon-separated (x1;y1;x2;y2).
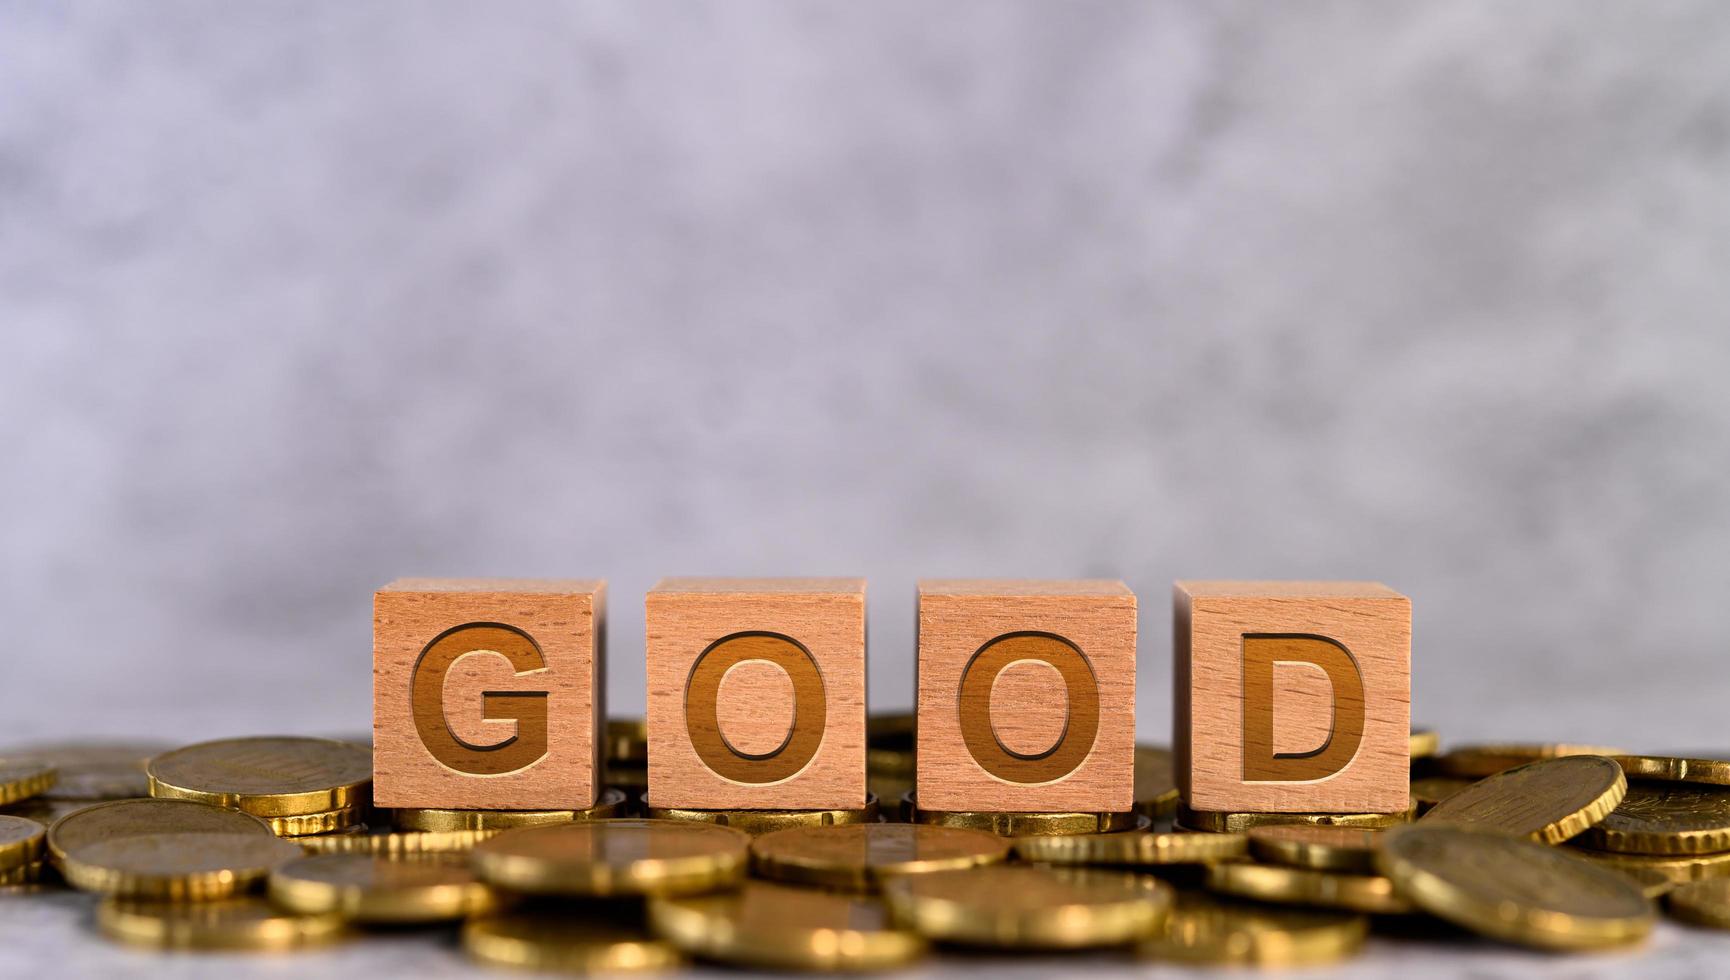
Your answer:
6;727;1730;970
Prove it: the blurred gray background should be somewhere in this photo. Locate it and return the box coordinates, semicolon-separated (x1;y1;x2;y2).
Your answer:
3;1;1727;751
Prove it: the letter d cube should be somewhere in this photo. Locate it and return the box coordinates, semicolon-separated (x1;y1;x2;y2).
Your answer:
1175;581;1409;813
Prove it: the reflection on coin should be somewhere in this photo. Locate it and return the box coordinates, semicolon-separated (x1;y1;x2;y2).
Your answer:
1570;846;1730;891
465;910;683;973
650;879;927;971
60;832;302;899
1667;879;1730;930
392;787;628;832
0;762;57;806
266;806;364;838
4;742;164;801
0;861;44;885
1409;730;1441;759
1015;830;1246;867
905;792;1137;837
1581;783;1730;855
48;798;274;865
1177;805;1409;834
1435;743;1625;779
1246;825;1383;874
647;794;878;835
884;865;1171;949
1135;746;1180;818
1380;825;1655;949
1410;777;1475;814
1207;862;1412;915
297;829;501;857
147;737;372;817
751;824;1009;892
97;896;347;951
1138;891;1367;966
472;819;749;897
1610;756;1730;788
270;853;496;922
0;815;46;871
1421;756;1625;844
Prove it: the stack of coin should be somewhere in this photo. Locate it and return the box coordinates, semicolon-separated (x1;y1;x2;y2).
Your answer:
389;786;629;834
647;793;880;835
0;814;46;885
147;737;372;837
1564;755;1730;900
903;790;1138;836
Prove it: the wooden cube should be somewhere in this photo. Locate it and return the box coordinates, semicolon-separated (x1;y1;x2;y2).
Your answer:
373;579;605;810
1174;581;1410;813
646;578;866;810
916;580;1136;813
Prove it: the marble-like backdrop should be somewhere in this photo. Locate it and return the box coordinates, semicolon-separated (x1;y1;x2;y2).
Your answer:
2;2;1727;750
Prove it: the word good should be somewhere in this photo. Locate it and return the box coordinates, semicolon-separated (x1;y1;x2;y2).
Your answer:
374;577;1410;815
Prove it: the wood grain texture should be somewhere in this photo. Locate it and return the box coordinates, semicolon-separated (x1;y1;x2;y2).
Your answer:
916;579;1136;812
1174;580;1409;813
645;577;866;809
373;579;605;810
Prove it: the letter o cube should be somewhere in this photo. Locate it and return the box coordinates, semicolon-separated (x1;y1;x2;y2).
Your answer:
916;580;1137;812
646;578;866;810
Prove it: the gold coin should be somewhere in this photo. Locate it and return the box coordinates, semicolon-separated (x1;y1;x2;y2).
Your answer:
2;742;164;800
270;852;496;922
266;806;365;837
61;831;303;899
0;861;43;885
884;865;1170;949
147;737;371;817
1246;825;1383;874
1379;824;1655;949
1579;782;1730;855
1570;846;1730;890
0;814;46;871
472;819;748;897
905;791;1137;836
47;797;274;866
1410;776;1475;814
1015;830;1247;867
1135;746;1180;818
1207;862;1412;915
1435;743;1626;778
1138;890;1367;966
465;910;683;973
1666;878;1730;929
1611;755;1730;787
0;762;57;806
606;718;649;767
297;828;501;856
751;823;1009;892
647;794;878;836
392;787;628;832
1176;805;1409;834
1409;729;1440;759
97;896;347;951
1420;755;1624;844
649;879;927;971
